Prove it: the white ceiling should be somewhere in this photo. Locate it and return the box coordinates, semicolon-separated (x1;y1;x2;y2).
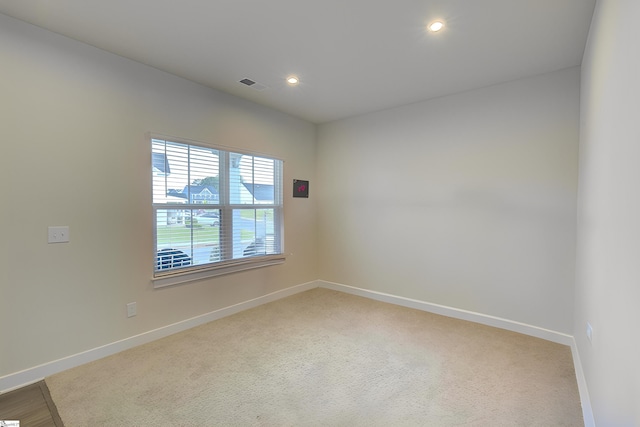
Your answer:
0;0;595;124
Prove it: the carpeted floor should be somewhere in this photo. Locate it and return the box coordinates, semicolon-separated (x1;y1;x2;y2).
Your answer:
46;288;583;426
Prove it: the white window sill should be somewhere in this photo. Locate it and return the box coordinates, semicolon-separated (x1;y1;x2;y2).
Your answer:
152;255;286;289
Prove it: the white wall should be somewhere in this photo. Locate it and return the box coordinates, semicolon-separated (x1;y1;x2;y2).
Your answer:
0;14;317;380
317;68;580;334
576;0;640;425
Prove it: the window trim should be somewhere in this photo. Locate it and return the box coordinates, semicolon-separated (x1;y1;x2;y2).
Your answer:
149;133;285;288
152;254;287;288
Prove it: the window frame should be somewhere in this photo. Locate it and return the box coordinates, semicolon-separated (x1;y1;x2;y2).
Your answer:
150;134;285;288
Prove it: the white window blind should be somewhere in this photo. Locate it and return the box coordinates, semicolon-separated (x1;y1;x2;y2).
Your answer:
152;137;283;284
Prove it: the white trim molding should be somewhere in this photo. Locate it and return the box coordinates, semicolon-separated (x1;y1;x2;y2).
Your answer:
570;337;595;427
0;280;319;393
1;277;594;427
152;256;287;288
317;280;594;425
318;280;573;345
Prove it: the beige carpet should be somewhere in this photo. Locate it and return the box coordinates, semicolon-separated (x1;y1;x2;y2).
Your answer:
46;288;583;426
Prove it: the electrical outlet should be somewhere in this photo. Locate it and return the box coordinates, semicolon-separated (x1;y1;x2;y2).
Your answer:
48;226;70;243
586;322;593;343
127;302;137;318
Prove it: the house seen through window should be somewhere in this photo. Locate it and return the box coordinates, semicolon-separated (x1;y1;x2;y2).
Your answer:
152;137;283;277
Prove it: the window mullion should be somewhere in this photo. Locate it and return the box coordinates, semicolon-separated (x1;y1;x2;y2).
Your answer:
219;152;232;261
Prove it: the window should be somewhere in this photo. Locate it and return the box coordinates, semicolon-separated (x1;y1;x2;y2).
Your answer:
151;136;284;286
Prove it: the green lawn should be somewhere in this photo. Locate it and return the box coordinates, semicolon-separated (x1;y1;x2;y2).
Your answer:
157;209;273;247
157;225;219;246
157;225;255;247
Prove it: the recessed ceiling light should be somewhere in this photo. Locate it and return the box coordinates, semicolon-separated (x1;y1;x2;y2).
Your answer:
428;21;445;32
286;75;299;86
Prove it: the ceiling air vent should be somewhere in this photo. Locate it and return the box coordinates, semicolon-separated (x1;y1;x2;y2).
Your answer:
239;78;268;91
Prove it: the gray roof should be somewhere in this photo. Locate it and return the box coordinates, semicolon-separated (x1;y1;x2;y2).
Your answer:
243;183;274;201
152;152;170;174
167;185;218;199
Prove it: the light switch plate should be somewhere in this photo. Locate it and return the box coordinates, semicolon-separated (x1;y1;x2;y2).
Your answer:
48;226;70;243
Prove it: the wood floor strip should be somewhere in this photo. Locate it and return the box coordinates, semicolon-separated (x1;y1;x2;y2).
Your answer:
0;381;64;427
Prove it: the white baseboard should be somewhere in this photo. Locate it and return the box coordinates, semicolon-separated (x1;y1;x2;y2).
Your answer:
2;278;594;427
570;338;595;427
319;280;594;426
318;280;573;345
0;280;320;394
